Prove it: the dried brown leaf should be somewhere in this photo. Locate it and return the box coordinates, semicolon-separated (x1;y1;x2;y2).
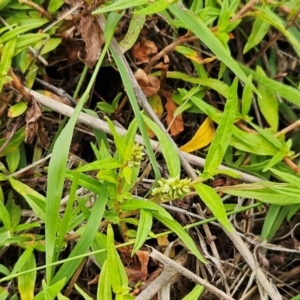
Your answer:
134;69;160;97
77;15;104;67
165;92;184;136
132;39;157;64
136;250;150;276
25;100;42;144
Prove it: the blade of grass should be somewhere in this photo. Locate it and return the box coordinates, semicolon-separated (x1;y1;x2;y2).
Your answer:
204;77;238;174
51;182;109;285
96;16;161;188
168;4;259;95
45;16;115;282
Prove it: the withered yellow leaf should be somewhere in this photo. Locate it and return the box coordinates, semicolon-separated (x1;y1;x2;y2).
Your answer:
179;117;215;153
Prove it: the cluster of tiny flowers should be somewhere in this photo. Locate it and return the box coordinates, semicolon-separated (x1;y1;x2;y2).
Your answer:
151;176;191;201
127;144;145;167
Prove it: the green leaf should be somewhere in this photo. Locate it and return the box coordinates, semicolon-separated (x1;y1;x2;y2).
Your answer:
241;75;253;116
108;30;161;188
256;67;278;130
65;170;103;193
105;117;126;160
8;101;27;118
48;0;64;13
18;249;36;300
239;63;300;108
15;34;49;55
77;158;122;172
132;209;152;255
0;127;25;157
122;166;132;185
104;12;123;41
142;115;180;178
11;248;34;276
166;71;229;97
261;205;290;241
119;13;145;53
254;6;300;58
74;284;93;300
97;102;115;114
270;168;300;186
262;151;285;172
97;260;112;300
0;231;10;247
220;182;300;205
194;183;233;232
168;4;258;94
204;77;238;173
0;201;11;231
134;0;170;15
0;37;16;92
45;19;114;280
152;211;207;264
92;0;147;14
33;279;66;300
249;122;283;150
243;18;270;54
97;169;118;184
92;233;107;268
9;178;46;221
0;0;11;9
230;127;278;156
107;224;129;295
120;199;173;220
182;284;204;300
6;147;20;173
51;183;109;285
217;0;230;32
1;24;45;43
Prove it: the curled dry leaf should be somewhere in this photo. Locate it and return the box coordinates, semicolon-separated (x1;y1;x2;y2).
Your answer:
136;250;150;279
165;92;184;137
77;15;104;67
134;68;160;97
25;100;42;144
132;39;158;64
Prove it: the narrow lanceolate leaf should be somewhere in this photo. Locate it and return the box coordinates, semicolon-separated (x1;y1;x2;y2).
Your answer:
168;4;258;95
119;13;145;53
92;0;147;14
142;115;180;178
256;67;278;130
241;75;253;116
152;211;207;264
9;178;46;221
218;182;300;205
180;117;215;153
120;199;173;220
204;78;238;174
0;201;11;231
243;18;270;54
194;183;233;232
132;209;153;255
270;168;300;186
239;63;300;108
51;183;109;286
18;249;36;300
231;127;278;156
74;284;93;300
11;248;34;276
182;284;204;300
98;260;112;300
107;224;129;295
